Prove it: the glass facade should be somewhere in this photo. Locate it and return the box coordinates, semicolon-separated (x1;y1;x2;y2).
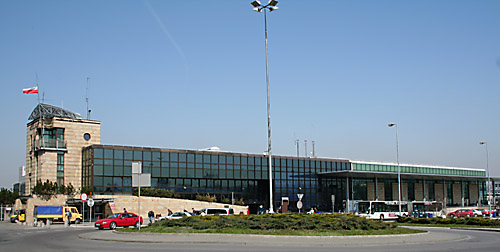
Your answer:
82;145;350;211
352;163;486;177
81;145;488;212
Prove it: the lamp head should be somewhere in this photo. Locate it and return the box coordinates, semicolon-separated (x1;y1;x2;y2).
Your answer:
480;142;486;145
268;0;278;7
253;7;262;12
388;123;396;127
251;0;262;7
269;6;279;12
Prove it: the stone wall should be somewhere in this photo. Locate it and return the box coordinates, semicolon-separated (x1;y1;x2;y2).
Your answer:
16;195;249;224
25;117;101;192
97;195;249;220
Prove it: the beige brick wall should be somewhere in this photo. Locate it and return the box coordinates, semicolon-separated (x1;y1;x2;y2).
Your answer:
377;182;385;200
17;195;249;224
435;183;444;201
469;184;479;204
97;195;249;220
415;183;423;200
452;184;462;205
25;117;101;193
392;183;408;201
366;182;385;200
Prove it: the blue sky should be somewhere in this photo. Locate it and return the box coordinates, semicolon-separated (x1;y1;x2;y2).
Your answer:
1;0;499;189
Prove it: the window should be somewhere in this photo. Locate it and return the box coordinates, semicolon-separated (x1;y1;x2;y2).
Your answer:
57;152;64;185
83;133;91;141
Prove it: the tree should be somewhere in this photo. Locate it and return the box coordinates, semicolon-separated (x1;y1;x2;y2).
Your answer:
31;179;76;200
0;188;20;204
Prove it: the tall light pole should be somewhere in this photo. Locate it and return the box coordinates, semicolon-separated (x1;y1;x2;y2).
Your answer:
251;0;279;213
480;141;492;219
388;123;402;216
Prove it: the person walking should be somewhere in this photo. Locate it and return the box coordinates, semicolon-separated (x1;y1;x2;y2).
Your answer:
148;210;154;225
65;210;72;226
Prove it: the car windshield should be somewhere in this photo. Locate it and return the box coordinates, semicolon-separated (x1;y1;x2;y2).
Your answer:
107;214;120;219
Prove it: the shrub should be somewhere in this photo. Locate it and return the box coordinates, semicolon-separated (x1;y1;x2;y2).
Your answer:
155;213;396;232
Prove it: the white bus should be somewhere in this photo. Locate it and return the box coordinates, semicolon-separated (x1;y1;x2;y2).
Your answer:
357;201;409;220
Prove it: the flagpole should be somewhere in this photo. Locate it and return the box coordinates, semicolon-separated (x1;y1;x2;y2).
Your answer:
36;74;42;184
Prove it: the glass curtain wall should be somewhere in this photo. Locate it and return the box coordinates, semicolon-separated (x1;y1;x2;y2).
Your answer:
82;145;350;211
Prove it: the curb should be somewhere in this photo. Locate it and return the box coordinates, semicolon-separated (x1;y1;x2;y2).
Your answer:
450;227;500;232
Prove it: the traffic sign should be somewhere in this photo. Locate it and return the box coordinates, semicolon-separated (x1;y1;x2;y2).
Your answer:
87;198;94;207
80;193;88;202
297;194;304;201
297;201;303;210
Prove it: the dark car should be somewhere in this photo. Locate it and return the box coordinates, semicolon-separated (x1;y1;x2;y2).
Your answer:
95;212;143;230
447;209;474;218
410;210;428;218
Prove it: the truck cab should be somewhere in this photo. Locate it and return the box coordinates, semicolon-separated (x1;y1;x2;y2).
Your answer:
10;209;26;223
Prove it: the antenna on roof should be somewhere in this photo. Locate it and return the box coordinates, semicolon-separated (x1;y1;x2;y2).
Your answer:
86;77;91;120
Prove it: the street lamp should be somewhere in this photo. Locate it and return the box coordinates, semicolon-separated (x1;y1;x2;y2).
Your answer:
251;0;279;213
388;123;402;216
480;141;492;219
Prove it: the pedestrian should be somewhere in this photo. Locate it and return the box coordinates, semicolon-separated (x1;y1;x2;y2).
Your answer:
123;208;127;213
148;210;154;225
65;210;72;226
167;209;173;216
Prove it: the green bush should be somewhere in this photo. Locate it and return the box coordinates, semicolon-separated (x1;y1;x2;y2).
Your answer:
153;213;397;231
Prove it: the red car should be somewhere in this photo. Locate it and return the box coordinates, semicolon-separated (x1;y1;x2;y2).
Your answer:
95;212;143;230
447;209;474;218
480;209;497;217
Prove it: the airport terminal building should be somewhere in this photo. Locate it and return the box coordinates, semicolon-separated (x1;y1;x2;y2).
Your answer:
26;104;492;213
81;145;489;212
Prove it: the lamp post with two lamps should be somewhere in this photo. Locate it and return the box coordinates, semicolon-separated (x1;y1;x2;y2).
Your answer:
251;0;279;213
479;141;492;219
388;123;402;216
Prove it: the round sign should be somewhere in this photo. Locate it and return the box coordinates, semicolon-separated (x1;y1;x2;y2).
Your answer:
80;193;88;202
87;198;94;207
297;201;303;209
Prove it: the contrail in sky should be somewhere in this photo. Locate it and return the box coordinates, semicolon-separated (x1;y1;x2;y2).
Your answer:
144;0;189;84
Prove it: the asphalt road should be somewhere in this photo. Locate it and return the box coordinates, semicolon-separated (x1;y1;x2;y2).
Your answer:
1;222;500;252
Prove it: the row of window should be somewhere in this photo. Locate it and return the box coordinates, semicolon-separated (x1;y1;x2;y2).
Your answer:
88;148;350;172
353;163;485;177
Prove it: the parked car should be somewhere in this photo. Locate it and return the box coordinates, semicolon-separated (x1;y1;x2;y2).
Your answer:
447;209;474;218
472;209;485;217
199;208;234;216
95;212;143;230
157;212;192;221
410;210;428;218
479;209;497;217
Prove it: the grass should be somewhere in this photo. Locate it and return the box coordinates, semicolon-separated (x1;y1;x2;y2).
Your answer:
118;213;424;236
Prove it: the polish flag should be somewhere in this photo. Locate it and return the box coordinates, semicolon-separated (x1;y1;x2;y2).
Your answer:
23;86;38;94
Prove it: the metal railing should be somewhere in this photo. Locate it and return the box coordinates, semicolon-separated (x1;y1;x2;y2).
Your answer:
34;139;67;150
